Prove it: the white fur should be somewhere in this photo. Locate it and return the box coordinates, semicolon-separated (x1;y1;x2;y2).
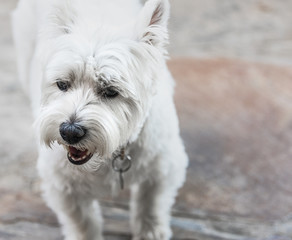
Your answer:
12;0;188;239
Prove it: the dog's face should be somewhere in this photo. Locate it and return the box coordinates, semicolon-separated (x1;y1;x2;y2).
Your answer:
36;0;169;169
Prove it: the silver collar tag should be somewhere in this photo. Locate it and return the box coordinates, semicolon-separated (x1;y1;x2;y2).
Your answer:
112;148;131;189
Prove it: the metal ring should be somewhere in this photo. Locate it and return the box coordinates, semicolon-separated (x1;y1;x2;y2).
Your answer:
112;154;131;173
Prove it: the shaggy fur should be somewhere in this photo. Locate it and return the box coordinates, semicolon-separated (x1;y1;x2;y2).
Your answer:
12;0;188;239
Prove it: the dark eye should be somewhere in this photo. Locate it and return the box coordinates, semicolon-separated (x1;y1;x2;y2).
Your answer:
104;87;119;98
56;81;70;92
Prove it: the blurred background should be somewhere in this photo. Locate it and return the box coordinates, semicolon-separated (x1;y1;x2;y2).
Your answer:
1;0;292;239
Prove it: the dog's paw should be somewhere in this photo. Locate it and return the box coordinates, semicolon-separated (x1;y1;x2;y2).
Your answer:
132;225;171;240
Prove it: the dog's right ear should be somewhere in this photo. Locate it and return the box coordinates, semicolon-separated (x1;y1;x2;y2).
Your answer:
51;2;76;35
135;0;170;51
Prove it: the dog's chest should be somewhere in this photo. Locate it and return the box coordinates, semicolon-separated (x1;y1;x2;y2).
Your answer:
67;148;155;197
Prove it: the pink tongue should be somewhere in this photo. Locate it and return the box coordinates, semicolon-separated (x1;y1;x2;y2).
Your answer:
69;146;87;158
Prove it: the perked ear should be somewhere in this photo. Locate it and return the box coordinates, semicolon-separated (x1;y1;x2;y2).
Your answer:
135;0;170;50
51;2;76;35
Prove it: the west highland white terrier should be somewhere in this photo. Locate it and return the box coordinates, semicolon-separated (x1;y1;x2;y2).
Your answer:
12;0;188;239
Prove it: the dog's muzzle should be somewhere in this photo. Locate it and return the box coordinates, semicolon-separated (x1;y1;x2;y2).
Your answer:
60;122;93;165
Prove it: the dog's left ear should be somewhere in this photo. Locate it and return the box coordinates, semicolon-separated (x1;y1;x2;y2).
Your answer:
135;0;169;50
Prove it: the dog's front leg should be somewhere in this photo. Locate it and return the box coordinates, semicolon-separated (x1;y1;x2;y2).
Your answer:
42;184;103;240
130;176;179;240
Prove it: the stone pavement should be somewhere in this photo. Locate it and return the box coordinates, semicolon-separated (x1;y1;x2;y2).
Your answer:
1;0;292;239
168;0;292;65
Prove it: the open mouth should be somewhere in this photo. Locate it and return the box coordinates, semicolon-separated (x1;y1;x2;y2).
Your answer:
66;146;93;165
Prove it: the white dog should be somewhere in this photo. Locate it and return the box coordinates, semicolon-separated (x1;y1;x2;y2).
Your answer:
12;0;188;239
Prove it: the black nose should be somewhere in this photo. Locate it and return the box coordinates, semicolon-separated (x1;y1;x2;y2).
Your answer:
59;122;86;144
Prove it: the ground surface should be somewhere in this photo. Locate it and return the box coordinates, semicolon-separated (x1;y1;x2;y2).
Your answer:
1;0;292;239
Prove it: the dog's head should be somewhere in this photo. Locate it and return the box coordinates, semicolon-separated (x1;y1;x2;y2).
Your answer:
35;0;170;169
